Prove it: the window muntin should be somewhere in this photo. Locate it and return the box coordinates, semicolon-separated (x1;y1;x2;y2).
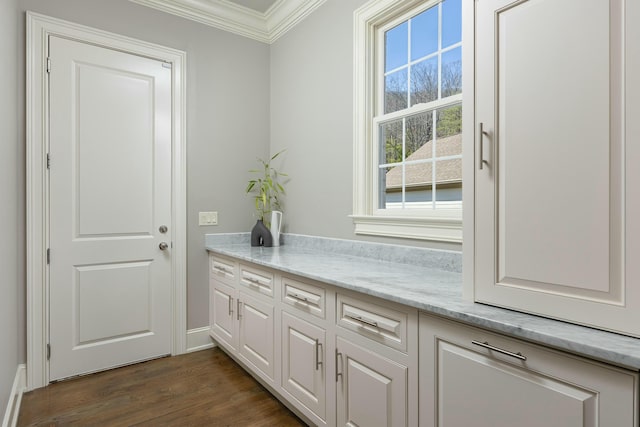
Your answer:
377;0;462;212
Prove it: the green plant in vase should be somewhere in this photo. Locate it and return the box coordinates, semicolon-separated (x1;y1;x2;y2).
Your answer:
246;149;287;247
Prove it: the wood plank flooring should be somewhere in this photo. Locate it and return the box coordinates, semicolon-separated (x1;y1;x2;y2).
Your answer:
18;348;307;426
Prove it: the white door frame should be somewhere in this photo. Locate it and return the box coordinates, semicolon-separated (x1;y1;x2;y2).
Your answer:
26;11;187;390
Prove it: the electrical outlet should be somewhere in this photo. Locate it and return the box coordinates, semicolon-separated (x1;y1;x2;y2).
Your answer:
199;211;218;226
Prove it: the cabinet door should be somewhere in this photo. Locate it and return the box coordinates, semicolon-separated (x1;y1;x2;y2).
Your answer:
281;312;327;424
419;314;639;427
209;280;237;351
336;336;408;427
238;291;275;381
474;0;640;337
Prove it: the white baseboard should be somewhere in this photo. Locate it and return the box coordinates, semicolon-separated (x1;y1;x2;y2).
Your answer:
186;326;215;353
2;364;26;427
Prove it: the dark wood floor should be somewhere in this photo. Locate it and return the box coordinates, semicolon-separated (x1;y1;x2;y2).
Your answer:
18;348;307;426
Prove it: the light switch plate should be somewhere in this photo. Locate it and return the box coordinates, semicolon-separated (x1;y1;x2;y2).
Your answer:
199;211;218;226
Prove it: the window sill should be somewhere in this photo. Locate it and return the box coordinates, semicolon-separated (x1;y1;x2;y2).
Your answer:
351;214;462;243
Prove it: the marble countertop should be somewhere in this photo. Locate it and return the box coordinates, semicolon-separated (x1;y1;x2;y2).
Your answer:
205;233;640;371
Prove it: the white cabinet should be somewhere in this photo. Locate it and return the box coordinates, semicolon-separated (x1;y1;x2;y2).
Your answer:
238;291;275;381
335;291;418;427
419;313;639;427
281;311;327;424
469;0;640;337
209;279;237;351
336;336;409;427
208;255;276;385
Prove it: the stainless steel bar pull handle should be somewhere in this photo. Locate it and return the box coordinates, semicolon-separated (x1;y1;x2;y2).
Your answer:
315;339;323;371
335;349;343;382
478;122;489;170
228;297;233;317
237;299;242;320
472;340;527;361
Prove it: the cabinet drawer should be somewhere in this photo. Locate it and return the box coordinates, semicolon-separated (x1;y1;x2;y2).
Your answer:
210;255;237;285
239;263;274;298
337;293;409;352
282;276;326;319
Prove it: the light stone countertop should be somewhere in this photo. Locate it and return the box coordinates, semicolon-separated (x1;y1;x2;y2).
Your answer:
205;233;640;371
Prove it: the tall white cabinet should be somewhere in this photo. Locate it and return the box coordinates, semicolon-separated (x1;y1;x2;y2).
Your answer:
469;0;640;337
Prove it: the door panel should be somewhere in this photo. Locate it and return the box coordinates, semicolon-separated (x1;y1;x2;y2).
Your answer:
238;292;275;381
210;280;237;351
474;0;639;336
336;336;407;427
49;35;172;380
281;312;326;421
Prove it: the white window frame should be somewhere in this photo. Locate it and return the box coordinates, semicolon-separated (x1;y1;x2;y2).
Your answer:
352;0;462;242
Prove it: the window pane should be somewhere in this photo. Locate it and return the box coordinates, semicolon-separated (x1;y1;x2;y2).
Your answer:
381;120;403;165
405;112;433;159
441;47;462;97
410;6;438;61
433;159;462;193
380;165;398;209
385;22;408;71
404;162;433;207
385;69;408;113
436;104;462;140
410;57;438;106
442;0;462;48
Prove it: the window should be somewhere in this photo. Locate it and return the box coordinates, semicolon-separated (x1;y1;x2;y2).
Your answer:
353;0;463;242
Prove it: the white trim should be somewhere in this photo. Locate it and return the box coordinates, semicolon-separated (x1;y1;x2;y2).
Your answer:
352;214;462;242
2;364;26;427
352;0;464;243
26;12;187;390
129;0;327;44
186;327;216;353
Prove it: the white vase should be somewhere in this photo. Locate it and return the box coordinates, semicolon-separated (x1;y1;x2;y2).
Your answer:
270;210;282;247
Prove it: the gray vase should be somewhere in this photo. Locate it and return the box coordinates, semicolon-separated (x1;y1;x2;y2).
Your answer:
251;219;273;247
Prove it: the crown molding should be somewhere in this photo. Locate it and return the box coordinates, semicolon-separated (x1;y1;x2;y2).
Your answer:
129;0;327;44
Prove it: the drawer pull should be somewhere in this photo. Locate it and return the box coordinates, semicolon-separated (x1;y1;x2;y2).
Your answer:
237;299;242;320
289;293;309;303
335;349;343;382
228;296;233;317
472;340;527;361
346;314;378;329
213;265;232;275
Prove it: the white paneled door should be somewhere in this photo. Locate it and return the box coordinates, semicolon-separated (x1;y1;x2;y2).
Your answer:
48;36;173;381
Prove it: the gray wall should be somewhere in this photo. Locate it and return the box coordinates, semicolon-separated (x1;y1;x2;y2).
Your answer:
15;0;270;334
1;0;20;416
270;0;461;252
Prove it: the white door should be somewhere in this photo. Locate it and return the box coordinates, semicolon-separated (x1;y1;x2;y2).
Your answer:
336;336;408;427
48;35;173;381
474;0;640;337
281;312;326;423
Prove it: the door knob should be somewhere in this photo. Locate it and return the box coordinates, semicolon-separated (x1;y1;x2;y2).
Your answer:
159;225;168;233
159;242;169;250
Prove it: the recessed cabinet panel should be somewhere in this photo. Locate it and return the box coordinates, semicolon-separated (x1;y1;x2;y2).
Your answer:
473;0;639;336
209;280;237;351
210;255;237;286
497;0;613;293
336;337;408;427
337;293;408;352
282;276;326;319
419;314;639;427
281;312;326;422
239;264;274;298
437;342;594;426
238;292;275;381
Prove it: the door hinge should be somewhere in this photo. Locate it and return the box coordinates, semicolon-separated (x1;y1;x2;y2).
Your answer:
46;57;51;73
47;153;51;169
47;344;51;361
47;248;50;264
